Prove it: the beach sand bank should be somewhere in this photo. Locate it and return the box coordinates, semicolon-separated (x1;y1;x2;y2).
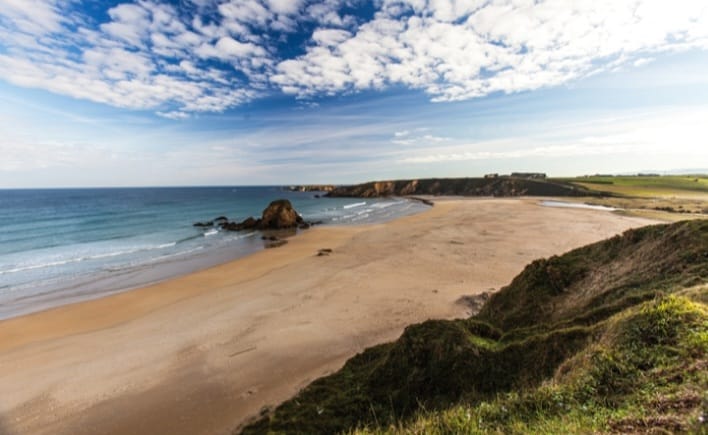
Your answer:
0;198;658;435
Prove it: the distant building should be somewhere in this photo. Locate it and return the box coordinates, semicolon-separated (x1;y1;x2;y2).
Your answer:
637;173;660;177
511;172;546;179
484;173;499;179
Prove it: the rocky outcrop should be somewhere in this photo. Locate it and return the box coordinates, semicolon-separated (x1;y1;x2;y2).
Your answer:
326;177;598;198
209;199;317;232
193;220;214;227
220;216;260;231
193;216;232;227
259;199;304;229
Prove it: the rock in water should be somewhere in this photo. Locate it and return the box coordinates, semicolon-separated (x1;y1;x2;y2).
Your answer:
240;217;259;229
260;199;303;229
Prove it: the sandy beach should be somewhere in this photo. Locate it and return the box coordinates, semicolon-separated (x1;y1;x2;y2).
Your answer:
0;198;658;435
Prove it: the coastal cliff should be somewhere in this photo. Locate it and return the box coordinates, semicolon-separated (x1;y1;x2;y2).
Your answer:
287;185;336;192
240;219;708;434
325;177;596;198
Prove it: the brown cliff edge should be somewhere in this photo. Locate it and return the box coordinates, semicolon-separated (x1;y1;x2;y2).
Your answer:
326;176;600;198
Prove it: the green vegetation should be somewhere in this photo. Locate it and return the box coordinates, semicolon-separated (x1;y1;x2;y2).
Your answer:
239;220;707;434
357;292;707;435
557;175;708;197
551;175;708;220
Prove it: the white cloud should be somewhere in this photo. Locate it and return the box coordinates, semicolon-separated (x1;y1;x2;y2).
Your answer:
0;0;707;116
633;57;655;68
200;36;268;59
391;130;450;145
312;28;353;46
100;3;151;47
274;0;708;101
157;110;190;120
0;0;275;114
266;0;304;16
398;107;708;164
0;0;64;34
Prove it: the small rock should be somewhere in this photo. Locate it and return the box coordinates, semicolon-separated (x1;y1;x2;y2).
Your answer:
240;217;259;229
265;239;288;248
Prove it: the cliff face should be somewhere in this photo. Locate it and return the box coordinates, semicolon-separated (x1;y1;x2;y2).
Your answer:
239;220;708;434
326;177;595;198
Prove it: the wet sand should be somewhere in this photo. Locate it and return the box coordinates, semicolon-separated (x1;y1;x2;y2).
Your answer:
0;198;658;435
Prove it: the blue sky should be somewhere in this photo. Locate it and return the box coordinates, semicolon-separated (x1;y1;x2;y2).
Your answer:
0;0;707;187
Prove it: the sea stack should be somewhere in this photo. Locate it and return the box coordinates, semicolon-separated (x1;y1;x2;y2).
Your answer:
259;199;304;229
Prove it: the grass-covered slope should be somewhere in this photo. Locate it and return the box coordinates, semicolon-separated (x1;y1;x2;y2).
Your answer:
561;175;708;197
239;220;708;434
554;175;708;221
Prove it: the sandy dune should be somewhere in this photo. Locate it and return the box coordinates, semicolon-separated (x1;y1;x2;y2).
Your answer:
0;198;658;435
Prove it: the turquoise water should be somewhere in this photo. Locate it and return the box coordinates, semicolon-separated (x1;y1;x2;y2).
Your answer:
0;187;427;319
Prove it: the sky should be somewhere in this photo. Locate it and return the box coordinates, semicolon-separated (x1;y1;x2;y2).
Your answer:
0;0;707;187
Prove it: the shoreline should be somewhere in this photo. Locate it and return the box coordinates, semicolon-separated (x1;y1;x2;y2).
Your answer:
0;197;659;435
0;196;430;322
0;223;372;353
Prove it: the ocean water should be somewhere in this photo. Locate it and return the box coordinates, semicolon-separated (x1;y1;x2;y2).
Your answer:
540;200;617;211
0;187;428;319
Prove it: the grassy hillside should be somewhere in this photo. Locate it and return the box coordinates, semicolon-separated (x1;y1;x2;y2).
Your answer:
552;175;708;221
559;175;708;197
239;220;708;434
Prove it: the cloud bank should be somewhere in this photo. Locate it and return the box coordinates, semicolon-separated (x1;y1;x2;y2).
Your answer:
1;0;707;117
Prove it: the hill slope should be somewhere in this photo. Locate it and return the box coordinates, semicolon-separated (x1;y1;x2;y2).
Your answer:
325;177;596;198
239;220;708;434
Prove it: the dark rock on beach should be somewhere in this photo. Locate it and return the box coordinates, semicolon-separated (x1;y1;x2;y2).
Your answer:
213;199;317;233
265;239;288;248
194;216;229;227
260;199;303;229
240;217;260;229
220;216;261;231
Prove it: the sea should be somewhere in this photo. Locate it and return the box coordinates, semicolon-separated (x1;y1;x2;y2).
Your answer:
0;186;428;320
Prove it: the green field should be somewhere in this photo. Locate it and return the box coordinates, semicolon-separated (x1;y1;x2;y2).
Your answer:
551;175;708;221
555;175;708;198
